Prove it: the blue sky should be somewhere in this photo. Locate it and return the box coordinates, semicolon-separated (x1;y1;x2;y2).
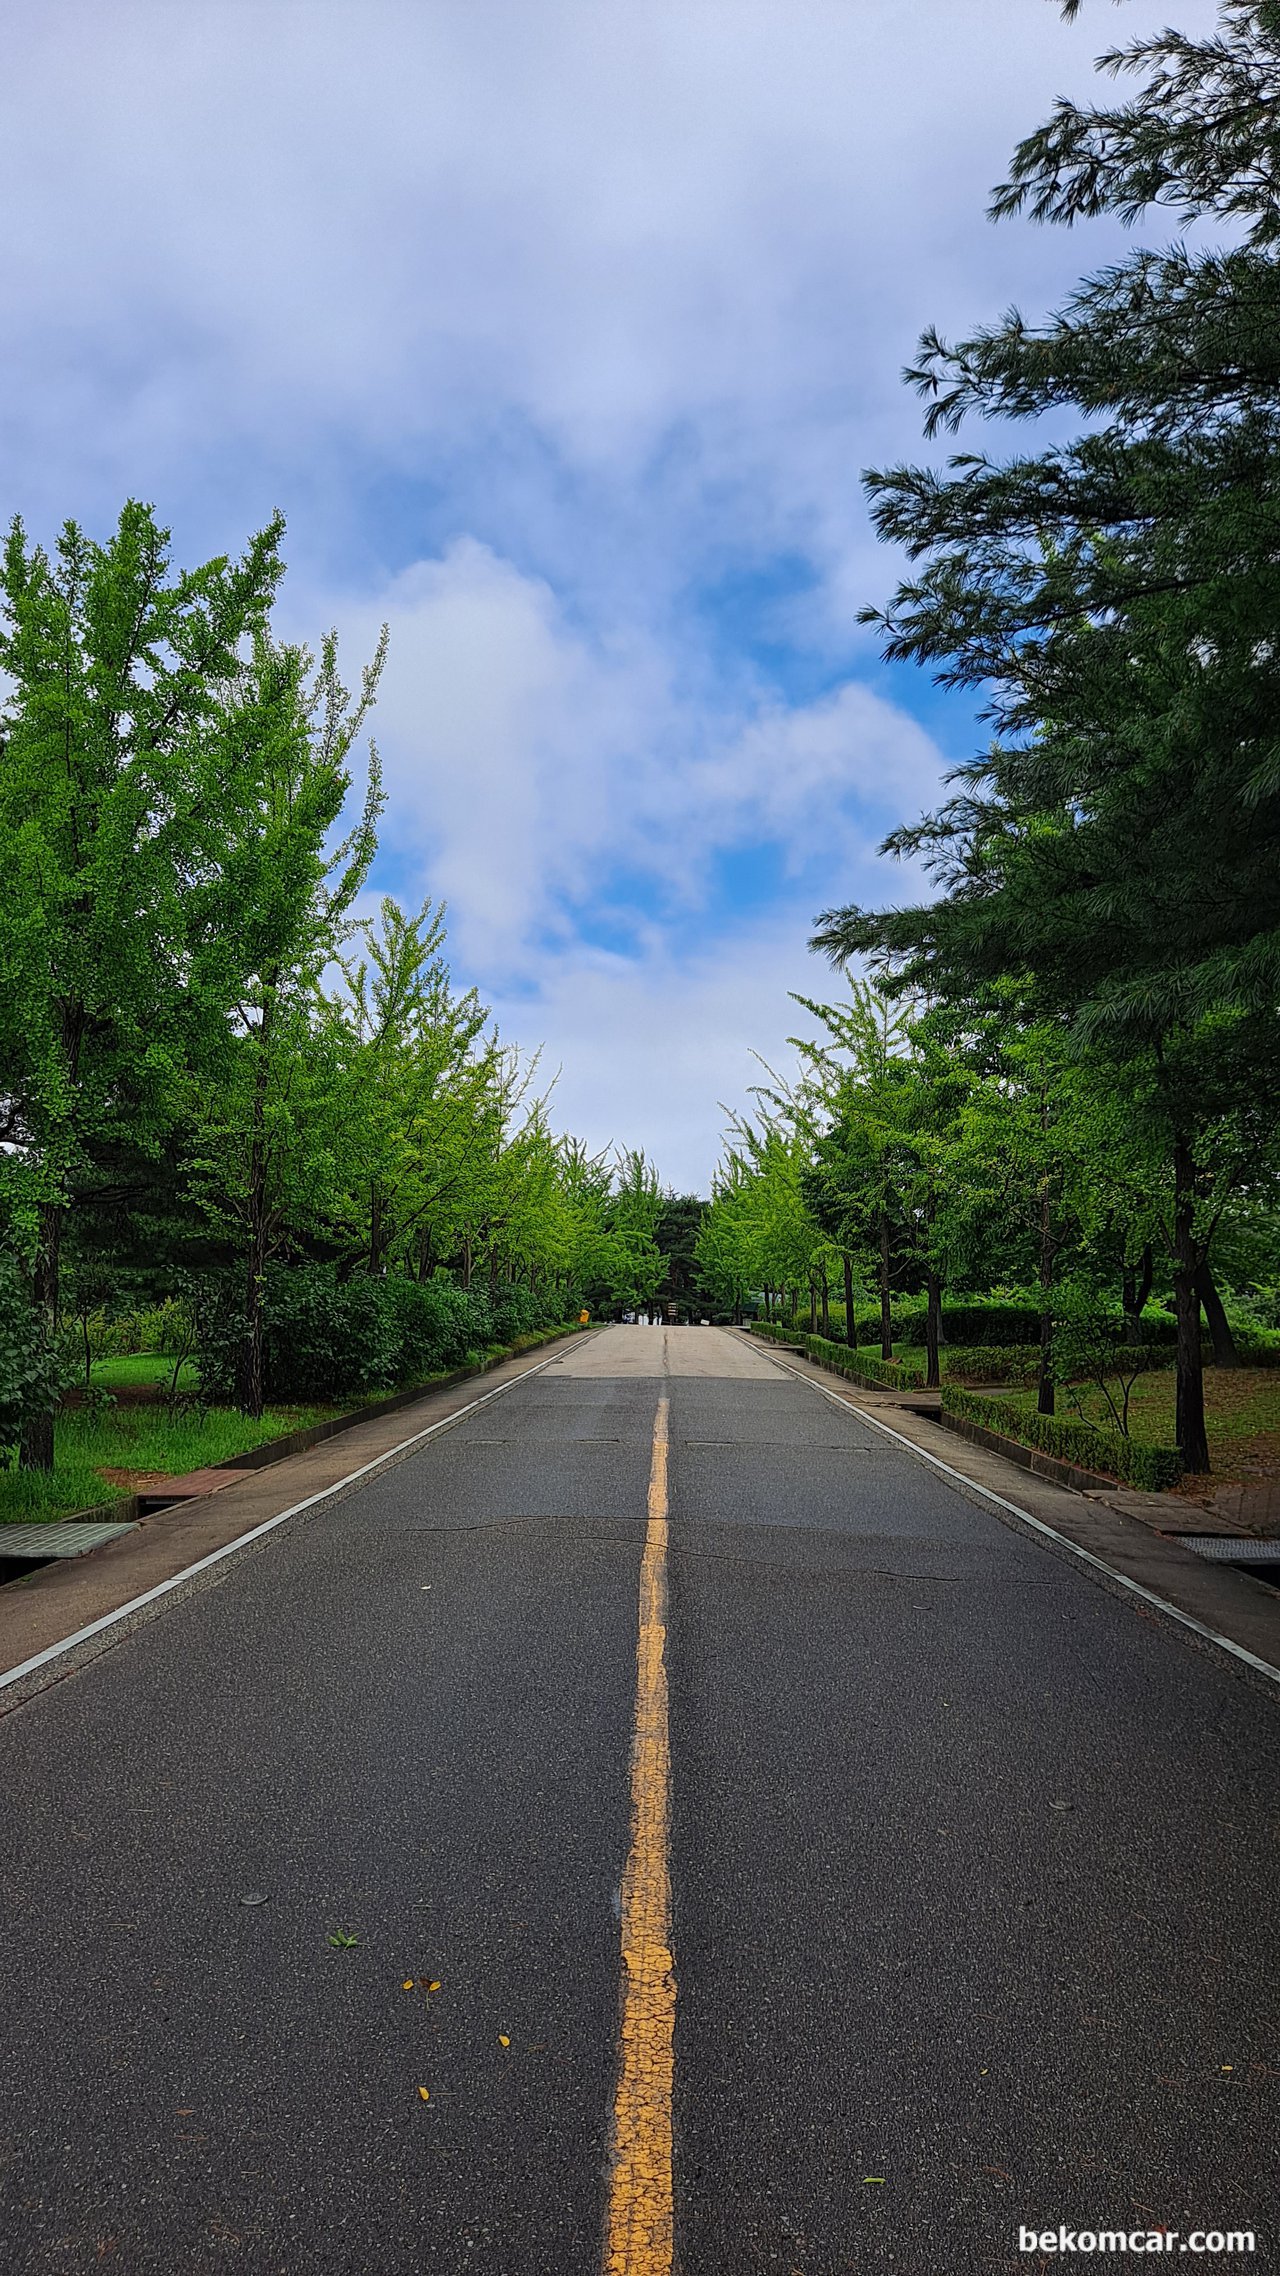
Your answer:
1;0;1218;1187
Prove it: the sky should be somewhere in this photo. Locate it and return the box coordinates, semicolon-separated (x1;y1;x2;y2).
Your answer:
0;0;1219;1190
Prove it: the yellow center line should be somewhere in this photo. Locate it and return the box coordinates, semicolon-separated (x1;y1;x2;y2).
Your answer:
604;1393;676;2276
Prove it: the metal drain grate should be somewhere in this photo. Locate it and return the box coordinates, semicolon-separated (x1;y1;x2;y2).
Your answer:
1177;1535;1280;1562
0;1520;137;1560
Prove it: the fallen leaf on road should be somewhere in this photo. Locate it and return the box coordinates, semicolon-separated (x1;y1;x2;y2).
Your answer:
499;2035;510;2047
427;1980;441;1991
402;1980;415;1990
862;2177;885;2185
328;1931;359;1948
418;2086;430;2102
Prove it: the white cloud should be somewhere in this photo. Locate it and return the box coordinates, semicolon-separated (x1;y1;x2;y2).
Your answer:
325;539;948;974
484;912;823;1195
2;0;1222;1178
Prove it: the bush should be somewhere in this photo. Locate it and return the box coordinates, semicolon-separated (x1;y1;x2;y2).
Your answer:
943;1345;1042;1386
1227;1322;1280;1365
0;1257;65;1453
750;1325;927;1390
192;1266;578;1407
804;1335;927;1390
941;1386;1182;1491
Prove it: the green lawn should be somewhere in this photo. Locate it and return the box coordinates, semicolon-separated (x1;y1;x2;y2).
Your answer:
3;1320;584;1528
1001;1366;1280;1486
88;1352;200;1392
0;1399;332;1526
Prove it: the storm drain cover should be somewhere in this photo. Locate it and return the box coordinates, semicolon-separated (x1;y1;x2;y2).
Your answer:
0;1520;137;1561
1177;1536;1280;1562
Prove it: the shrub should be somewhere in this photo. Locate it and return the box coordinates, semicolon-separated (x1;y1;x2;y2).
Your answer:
0;1257;65;1454
942;1386;1182;1491
749;1322;928;1387
192;1266;579;1406
943;1345;1042;1386
804;1335;927;1390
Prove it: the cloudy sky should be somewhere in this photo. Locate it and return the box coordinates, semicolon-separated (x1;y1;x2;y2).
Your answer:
1;0;1217;1187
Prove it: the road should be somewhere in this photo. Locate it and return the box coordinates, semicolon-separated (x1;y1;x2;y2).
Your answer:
0;1325;1276;2274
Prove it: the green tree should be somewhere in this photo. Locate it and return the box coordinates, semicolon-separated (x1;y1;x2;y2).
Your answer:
812;1;1280;1468
0;503;288;1465
187;626;385;1416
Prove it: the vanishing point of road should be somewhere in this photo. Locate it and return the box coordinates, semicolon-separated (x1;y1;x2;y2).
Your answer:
1;1325;1276;2274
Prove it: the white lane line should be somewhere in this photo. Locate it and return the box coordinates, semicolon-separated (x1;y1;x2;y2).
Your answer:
0;1347;574;1696
756;1345;1280;1691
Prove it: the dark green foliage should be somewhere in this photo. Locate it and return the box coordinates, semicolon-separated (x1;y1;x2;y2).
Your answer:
0;1257;66;1454
192;1264;571;1406
943;1385;1182;1490
383;1278;491;1379
262;1271;401;1402
654;1195;709;1312
931;1299;1043;1346
486;1283;558;1346
943;1345;1043;1386
803;1335;927;1390
751;1324;928;1391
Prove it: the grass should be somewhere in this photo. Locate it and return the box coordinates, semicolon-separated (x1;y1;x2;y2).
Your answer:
1001;1366;1280;1491
0;1399;332;1526
2;1320;587;1528
87;1352;200;1392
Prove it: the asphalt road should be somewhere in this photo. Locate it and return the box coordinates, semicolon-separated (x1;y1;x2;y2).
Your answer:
1;1326;1277;2274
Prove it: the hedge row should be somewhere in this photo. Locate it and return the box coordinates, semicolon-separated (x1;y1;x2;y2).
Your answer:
750;1325;927;1391
943;1343;1177;1386
941;1386;1183;1491
942;1345;1042;1386
777;1297;1187;1348
194;1268;580;1404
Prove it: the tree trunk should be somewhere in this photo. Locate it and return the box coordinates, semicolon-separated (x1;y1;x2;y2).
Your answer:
461;1236;472;1291
843;1252;857;1349
819;1264;830;1338
1173;1134;1211;1471
20;1002;85;1471
1037;1174;1055;1417
237;989;276;1421
1122;1242;1154;1342
239;1076;270;1422
19;1198;64;1471
925;1269;942;1391
808;1278;818;1335
878;1212;893;1361
1195;1259;1240;1368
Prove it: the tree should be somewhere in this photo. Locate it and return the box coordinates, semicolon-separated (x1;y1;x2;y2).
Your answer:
811;1;1280;1469
188;628;386;1415
0;503;288;1465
